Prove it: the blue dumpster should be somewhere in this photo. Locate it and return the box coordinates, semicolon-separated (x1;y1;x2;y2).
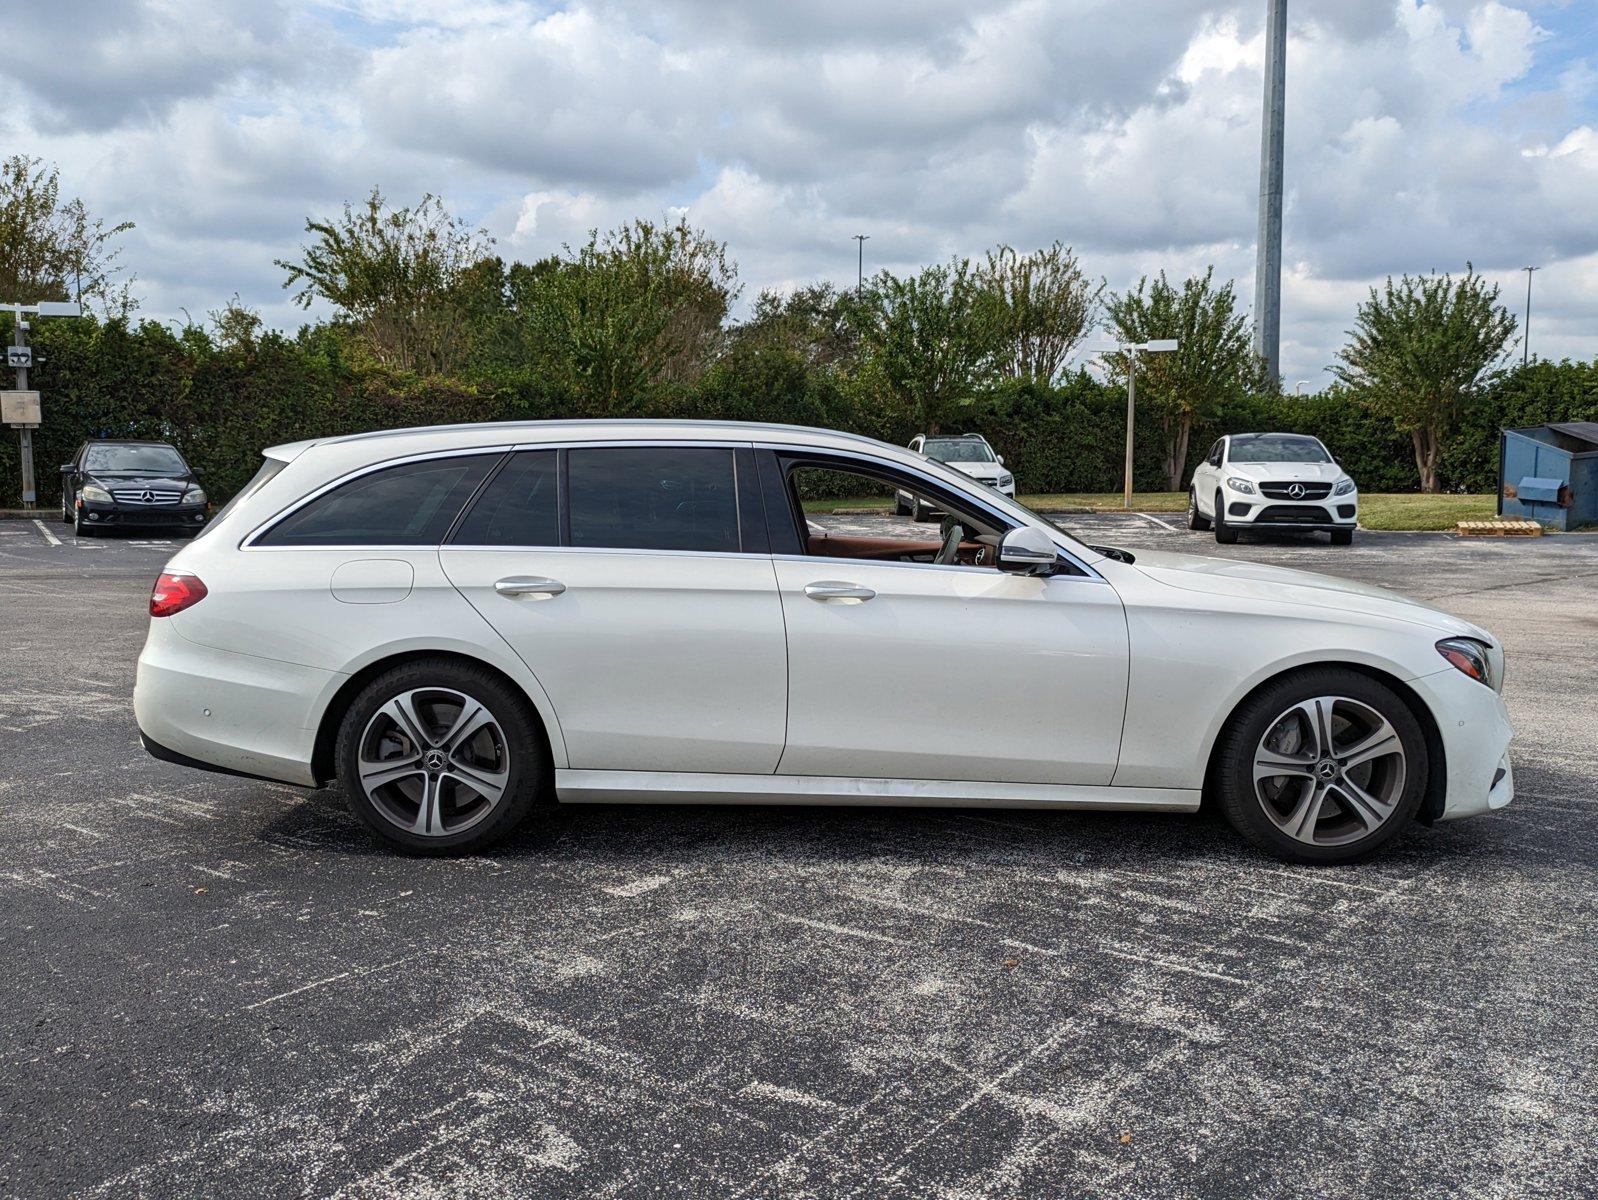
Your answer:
1498;422;1598;531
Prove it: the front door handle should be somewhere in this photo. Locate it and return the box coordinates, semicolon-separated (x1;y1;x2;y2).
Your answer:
494;575;566;599
804;581;875;603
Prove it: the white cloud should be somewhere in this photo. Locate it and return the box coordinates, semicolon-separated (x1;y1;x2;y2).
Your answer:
3;0;1595;377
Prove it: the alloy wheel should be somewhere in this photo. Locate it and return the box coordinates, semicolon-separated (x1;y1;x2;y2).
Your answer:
1252;695;1407;847
357;687;510;838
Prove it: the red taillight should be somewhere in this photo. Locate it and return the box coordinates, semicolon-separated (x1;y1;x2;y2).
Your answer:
150;571;208;617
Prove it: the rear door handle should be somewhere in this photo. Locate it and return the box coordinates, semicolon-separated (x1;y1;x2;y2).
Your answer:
494;575;566;599
804;581;875;603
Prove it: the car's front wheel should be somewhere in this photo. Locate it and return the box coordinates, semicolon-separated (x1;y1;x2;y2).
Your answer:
1188;489;1211;531
71;500;95;538
1331;528;1354;546
335;659;547;854
1213;492;1238;544
1214;667;1427;863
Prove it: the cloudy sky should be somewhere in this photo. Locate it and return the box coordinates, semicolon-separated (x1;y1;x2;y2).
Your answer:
5;0;1596;383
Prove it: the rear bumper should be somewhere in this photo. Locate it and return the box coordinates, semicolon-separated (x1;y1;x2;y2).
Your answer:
134;617;328;787
1408;666;1515;821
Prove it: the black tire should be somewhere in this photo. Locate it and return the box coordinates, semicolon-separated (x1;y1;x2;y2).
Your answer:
60;494;72;523
1213;492;1238;544
1213;667;1428;864
912;498;931;523
72;502;95;538
1331;528;1354;546
334;658;548;855
1188;489;1211;531
894;495;909;517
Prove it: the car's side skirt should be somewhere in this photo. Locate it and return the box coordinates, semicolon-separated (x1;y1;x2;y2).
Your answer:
556;770;1200;811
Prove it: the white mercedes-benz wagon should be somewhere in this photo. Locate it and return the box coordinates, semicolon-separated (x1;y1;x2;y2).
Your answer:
134;420;1514;863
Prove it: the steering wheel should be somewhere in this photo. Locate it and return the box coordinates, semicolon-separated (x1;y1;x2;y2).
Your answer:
935;518;964;566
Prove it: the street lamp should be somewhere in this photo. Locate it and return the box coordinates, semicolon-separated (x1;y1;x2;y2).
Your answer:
4;299;83;509
1121;339;1179;508
852;234;869;297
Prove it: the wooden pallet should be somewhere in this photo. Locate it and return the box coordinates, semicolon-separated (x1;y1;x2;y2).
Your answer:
1457;519;1544;537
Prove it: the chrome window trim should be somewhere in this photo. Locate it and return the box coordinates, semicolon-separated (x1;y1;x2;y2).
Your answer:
240;439;754;552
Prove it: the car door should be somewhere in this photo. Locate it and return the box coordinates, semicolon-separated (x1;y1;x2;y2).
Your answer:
768;452;1129;786
440;444;788;775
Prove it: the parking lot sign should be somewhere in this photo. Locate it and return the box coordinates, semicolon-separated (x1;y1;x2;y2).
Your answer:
6;346;31;369
2;390;41;426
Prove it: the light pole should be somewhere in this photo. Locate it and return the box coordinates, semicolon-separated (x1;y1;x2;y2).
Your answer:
852;234;869;298
1253;0;1288;384
1523;266;1537;365
1121;339;1179;508
4;299;82;509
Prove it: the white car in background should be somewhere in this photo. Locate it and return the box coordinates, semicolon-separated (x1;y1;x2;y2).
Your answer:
133;420;1512;865
899;433;1014;520
1189;432;1359;545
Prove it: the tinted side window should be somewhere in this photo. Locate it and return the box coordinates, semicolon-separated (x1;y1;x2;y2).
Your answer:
452;451;559;546
568;447;739;553
259;455;497;546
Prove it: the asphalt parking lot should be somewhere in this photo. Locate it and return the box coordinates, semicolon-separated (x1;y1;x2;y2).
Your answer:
2;514;1595;1199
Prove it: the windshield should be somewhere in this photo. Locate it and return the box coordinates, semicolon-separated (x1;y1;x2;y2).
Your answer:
1228;434;1331;464
922;439;995;464
84;443;188;475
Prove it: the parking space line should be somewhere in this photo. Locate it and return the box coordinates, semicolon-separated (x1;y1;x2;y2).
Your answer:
1134;512;1178;531
31;519;62;547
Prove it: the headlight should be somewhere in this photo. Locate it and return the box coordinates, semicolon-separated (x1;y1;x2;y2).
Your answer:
1334;478;1356;496
187;488;208;506
81;485;112;503
997;473;1014;488
1436;638;1495;690
1225;477;1257;495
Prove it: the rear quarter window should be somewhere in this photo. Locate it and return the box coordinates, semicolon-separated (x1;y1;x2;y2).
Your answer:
256;454;498;547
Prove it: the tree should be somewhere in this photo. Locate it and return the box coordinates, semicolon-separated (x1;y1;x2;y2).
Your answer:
734;282;861;370
980;242;1101;382
0;155;136;315
276;188;493;374
1332;267;1517;492
1104;268;1265;490
854;258;1005;434
521;217;738;410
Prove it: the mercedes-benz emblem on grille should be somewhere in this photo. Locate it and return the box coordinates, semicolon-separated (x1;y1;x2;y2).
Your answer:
1287;483;1306;499
140;489;154;503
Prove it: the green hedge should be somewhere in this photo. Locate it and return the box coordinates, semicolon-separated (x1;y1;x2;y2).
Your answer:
4;313;1595;506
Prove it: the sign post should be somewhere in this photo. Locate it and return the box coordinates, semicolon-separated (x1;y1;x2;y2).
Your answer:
4;300;82;509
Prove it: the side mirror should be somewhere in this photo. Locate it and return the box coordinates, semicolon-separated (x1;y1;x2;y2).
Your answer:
191;467;205;476
60;464;73;474
997;526;1058;575
997;455;1005;465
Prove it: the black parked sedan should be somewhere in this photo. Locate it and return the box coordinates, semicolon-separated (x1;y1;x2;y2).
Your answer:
60;440;209;537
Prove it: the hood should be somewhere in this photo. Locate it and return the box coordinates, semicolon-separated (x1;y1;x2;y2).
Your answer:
1224;461;1345;484
947;461;1005;479
1128;548;1492;642
85;472;195;490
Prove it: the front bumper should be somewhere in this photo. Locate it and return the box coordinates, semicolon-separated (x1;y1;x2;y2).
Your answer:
81;500;208;529
1407;665;1515;821
1223;495;1356;529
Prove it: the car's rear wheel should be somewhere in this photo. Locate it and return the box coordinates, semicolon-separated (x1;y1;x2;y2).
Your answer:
1213;491;1238;544
1214;668;1427;863
335;659;546;854
1188;489;1211;531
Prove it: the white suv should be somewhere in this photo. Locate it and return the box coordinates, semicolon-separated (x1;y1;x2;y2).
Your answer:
1189;432;1359;545
134;420;1511;863
899;433;1014;520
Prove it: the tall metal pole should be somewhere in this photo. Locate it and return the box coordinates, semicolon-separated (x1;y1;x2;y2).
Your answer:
1123;352;1137;510
1253;0;1287;386
853;235;869;297
1522;266;1537;365
10;312;35;509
